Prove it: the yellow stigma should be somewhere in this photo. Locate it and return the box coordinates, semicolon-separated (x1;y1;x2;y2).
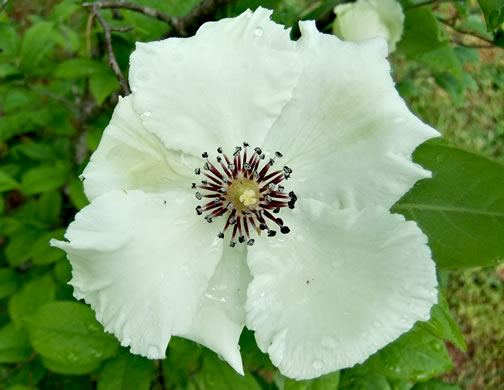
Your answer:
239;189;257;206
227;178;259;211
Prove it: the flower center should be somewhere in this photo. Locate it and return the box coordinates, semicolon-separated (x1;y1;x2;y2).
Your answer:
192;143;297;247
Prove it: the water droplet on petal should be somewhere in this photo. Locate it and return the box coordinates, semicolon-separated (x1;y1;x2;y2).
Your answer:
331;260;343;269
253;26;264;37
344;310;350;316
141;111;152;118
312;359;324;370
131;87;138;92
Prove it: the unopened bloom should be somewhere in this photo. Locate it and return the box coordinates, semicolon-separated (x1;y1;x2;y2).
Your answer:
333;0;404;53
52;8;438;380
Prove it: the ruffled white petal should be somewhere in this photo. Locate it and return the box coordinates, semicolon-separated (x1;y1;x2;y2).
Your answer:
82;95;198;201
334;0;404;53
245;199;437;380
129;7;301;156
264;22;439;210
180;244;251;374
51;190;246;368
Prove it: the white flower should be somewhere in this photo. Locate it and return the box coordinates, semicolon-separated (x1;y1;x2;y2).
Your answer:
51;8;438;381
333;0;405;53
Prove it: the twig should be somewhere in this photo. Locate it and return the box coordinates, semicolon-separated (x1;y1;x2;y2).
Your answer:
0;0;9;14
90;3;131;96
83;0;229;36
83;1;174;24
406;0;464;9
438;17;495;45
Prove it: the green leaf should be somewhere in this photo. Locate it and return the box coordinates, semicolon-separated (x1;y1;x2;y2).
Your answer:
418;45;462;78
339;367;390;390
0;322;32;363
367;327;453;382
98;351;154;390
69;177;90;210
418;291;466;351
8;274;56;327
0;63;19;77
162;338;202;388
41;355;101;375
412;379;462;390
397;8;445;58
20;21;61;70
285;371;340;390
31;229;66;265
0;268;19;299
37;190;62;225
0;169;19;192
54;59;108;79
5;228;45;267
90;68;120;105
26;301;119;369
434;73;463;105
393;141;504;268
194;350;261;390
21;165;69;195
478;0;504;31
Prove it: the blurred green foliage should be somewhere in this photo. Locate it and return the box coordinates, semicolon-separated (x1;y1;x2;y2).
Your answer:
0;0;503;389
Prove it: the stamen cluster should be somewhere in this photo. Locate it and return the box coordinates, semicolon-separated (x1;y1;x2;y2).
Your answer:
192;143;297;247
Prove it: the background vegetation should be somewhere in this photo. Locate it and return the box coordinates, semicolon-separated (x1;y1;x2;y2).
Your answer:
0;0;503;389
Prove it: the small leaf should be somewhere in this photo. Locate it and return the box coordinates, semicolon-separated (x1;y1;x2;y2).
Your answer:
367;327;453;382
478;0;504;31
98;350;154;390
285;371;340;390
194;350;261;390
20;21;61;70
393;141;504;268
5;228;45;267
90;68;120;105
26;301;119;369
0;322;32;363
31;229;66;265
41;355;101;375
69;177;90;210
37;190;62;225
21;165;69;195
0;268;19;299
0;169;20;192
8;274;56;327
419;291;466;351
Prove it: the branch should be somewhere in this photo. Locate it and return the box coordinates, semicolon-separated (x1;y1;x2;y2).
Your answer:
83;0;229;36
90;3;131;96
406;0;464;9
438;17;495;45
83;1;174;24
0;0;9;14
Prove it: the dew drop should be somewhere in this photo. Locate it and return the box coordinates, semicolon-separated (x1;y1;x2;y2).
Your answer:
253;26;264;37
331;260;343;269
131;87;138;92
141;111;152;118
343;310;350;316
431;341;442;351
67;352;78;362
312;359;324;370
88;323;100;332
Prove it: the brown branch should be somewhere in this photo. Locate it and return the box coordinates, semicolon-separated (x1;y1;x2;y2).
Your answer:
83;0;229;37
0;0;9;14
438;17;495;45
90;3;131;96
406;0;464;9
83;1;174;24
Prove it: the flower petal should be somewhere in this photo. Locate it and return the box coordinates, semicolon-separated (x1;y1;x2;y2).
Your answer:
129;7;300;155
82;95;198;201
51;189;233;363
264;22;439;210
245;199;437;380
180;244;252;375
334;0;404;53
